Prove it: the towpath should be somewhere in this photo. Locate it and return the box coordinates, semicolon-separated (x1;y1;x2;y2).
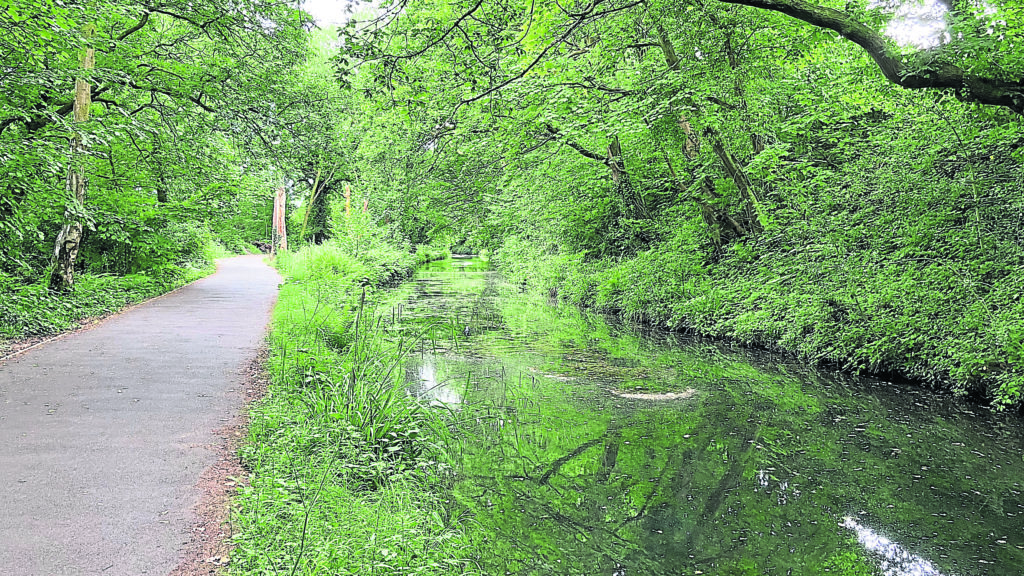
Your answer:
0;255;280;576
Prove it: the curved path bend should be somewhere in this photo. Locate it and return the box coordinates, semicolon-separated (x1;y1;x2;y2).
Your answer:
0;255;280;576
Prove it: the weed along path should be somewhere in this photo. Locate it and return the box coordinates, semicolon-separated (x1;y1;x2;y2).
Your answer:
0;255;280;576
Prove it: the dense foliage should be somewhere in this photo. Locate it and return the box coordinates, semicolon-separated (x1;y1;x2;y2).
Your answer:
322;0;1024;407
0;1;354;344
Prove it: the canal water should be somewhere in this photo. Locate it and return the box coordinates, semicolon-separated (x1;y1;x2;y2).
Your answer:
390;257;1024;576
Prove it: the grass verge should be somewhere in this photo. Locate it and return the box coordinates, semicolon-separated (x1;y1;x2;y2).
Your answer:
229;242;476;575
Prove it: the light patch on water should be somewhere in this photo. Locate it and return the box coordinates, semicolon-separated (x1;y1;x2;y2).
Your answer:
612;389;696;400
841;517;948;576
413;357;463;406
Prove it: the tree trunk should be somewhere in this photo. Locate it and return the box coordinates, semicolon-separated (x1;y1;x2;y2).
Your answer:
652;30;737;241
655;24;680;70
300;167;323;242
708;129;763;233
543;124;651;219
272;186;287;253
607;136;649;218
751;133;765;155
50;24;96;291
678;115;699;158
651;27;757;242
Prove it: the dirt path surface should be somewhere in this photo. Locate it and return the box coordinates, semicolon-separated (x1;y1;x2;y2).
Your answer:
0;255;280;576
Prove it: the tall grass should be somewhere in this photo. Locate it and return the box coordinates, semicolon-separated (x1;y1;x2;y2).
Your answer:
231;241;477;575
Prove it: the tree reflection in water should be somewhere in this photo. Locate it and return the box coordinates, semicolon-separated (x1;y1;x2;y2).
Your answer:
397;259;1024;575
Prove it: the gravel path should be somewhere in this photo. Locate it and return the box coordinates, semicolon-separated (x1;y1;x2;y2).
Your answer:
0;255;280;576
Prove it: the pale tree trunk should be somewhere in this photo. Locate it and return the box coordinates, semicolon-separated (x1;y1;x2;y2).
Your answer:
272;186;288;253
678;115;699;158
299;167;323;242
50;24;96;291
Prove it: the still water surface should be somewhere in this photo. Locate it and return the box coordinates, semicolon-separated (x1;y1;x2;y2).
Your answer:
393;257;1024;576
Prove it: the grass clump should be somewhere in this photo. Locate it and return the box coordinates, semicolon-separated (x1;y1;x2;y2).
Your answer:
230;241;476;575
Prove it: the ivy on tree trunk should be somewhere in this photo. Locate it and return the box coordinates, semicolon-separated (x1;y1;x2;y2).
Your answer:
50;24;96;292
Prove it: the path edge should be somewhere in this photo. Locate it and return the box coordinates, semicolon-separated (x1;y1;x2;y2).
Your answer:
0;257;262;364
168;344;272;576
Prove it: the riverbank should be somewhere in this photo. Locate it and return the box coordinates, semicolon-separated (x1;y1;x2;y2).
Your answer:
493;229;1024;409
229;241;471;575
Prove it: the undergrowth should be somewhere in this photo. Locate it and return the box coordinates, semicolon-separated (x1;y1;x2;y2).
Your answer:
0;258;216;351
493;161;1024;409
230;241;476;575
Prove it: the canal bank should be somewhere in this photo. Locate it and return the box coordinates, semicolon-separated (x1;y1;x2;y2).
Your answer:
401;257;1024;576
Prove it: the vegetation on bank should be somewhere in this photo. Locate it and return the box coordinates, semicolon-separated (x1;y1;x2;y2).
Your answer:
318;0;1024;408
0;234;229;352
494;148;1024;406
230;225;467;574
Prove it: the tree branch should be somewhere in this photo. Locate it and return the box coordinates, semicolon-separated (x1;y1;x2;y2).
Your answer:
544;123;608;164
718;0;1024;114
116;11;151;42
394;0;486;60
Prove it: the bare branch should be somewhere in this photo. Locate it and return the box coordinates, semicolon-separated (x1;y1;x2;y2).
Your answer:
116;11;151;42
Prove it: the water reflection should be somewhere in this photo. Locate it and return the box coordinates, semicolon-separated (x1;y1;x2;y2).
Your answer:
409;355;463;407
393;258;1024;575
842;517;945;576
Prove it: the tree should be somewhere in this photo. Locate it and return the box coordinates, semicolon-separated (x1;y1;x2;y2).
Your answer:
719;0;1024;114
50;23;96;290
1;0;314;281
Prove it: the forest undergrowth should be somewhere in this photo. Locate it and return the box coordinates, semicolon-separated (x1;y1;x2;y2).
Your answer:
0;233;231;354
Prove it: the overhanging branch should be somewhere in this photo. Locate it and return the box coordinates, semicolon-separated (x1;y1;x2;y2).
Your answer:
544;123;607;164
718;0;1024;114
